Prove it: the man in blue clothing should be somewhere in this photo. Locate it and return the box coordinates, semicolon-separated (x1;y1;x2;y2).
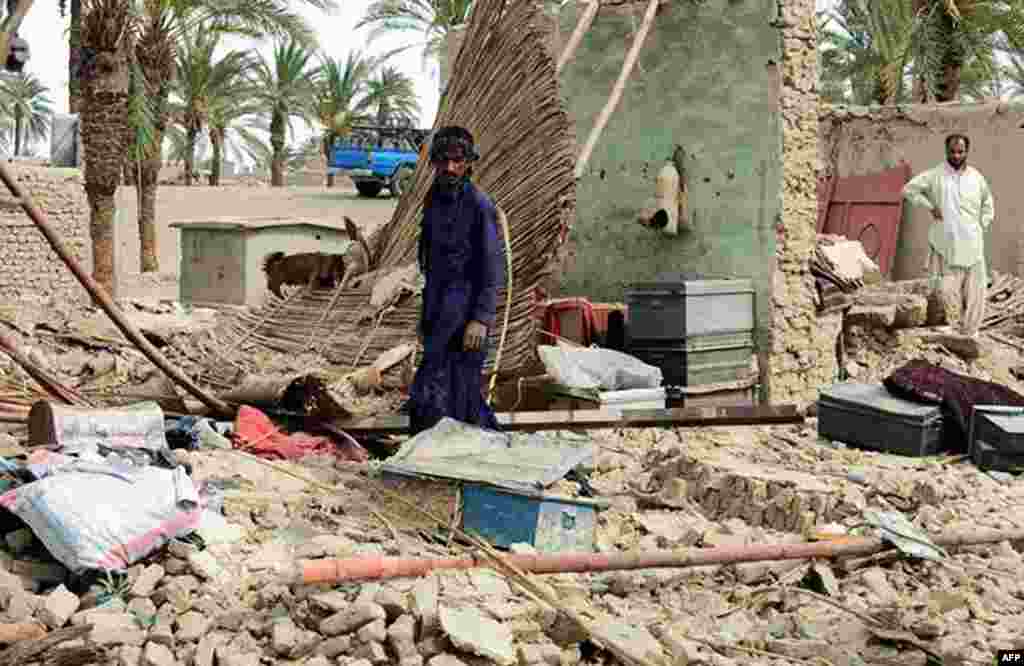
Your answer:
407;126;506;435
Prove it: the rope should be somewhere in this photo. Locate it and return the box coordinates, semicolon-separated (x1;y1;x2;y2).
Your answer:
487;207;513;406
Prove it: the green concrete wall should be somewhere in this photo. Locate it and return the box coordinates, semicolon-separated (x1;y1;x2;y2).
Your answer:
557;0;782;347
178;229;247;306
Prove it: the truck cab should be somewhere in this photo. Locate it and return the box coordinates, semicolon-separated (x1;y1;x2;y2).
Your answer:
330;125;430;198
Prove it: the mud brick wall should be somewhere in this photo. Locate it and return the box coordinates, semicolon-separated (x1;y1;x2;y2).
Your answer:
0;166;91;301
769;0;836;406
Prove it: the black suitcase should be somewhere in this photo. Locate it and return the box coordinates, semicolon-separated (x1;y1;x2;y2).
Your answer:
818;382;946;457
968;406;1024;472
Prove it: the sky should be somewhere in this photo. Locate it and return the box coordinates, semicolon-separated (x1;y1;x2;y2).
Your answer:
18;0;442;156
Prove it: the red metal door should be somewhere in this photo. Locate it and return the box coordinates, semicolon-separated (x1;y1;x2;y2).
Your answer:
816;162;911;277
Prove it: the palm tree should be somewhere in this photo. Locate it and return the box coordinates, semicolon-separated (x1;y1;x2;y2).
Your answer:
58;0;84;114
251;40;317;187
819;0;915;105
364;66;420;127
171;28;256;187
1004;48;1024;98
958;55;1005;101
128;0;331;272
313;51;377;187
355;0;474;59
909;0;1024;102
0;72;53;157
206;79;263;186
131;4;174;272
79;0;135;294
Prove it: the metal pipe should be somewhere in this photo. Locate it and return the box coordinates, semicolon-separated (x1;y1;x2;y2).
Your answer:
296;525;1024;584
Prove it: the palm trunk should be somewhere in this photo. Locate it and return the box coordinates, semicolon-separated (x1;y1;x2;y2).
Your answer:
324;134;335;187
86;186;117;292
270;109;285;187
68;0;83;115
208;127;222;186
937;57;962;102
124;158;137;186
13;109;21;157
138;123;162;273
184;126;200;186
81;47;132;296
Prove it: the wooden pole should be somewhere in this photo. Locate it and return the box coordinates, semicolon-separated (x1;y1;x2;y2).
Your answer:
556;0;601;75
0;330;89;406
573;0;659;180
0;161;233;415
325;403;804;435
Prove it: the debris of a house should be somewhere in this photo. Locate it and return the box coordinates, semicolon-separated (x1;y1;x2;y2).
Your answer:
296;522;1024;584
816;235;882;287
984;272;1024;329
906;329;985;360
811;235;882;315
850;291;928;329
369;263;422;310
1;3;1024;665
0;328;91;407
0;159;232;415
217;372;351;419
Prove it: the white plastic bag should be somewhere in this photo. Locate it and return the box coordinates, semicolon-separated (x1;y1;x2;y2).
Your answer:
537;345;662;390
0;466;201;572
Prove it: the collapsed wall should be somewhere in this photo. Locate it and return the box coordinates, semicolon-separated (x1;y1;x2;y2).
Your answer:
768;0;838;406
0;166;91;303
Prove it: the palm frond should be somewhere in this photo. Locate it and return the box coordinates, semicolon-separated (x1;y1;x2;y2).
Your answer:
357;0;472;60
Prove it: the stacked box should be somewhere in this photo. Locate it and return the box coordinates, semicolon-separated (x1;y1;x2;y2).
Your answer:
626;277;754;387
817;383;947;457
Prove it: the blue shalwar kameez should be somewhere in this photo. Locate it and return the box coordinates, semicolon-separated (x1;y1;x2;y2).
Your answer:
407;180;506;436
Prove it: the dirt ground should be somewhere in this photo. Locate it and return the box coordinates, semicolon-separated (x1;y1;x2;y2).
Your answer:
113;182;398;301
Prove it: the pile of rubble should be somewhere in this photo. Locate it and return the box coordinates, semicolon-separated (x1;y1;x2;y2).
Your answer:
0;416;1020;666
0;276;1023;666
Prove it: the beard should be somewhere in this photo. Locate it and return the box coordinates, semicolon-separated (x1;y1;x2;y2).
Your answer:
435;172;464;195
947;156;966;170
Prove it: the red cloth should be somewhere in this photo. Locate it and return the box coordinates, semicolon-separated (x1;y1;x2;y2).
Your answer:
233;405;368;462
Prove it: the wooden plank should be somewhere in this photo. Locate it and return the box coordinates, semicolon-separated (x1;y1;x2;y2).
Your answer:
326;404;804;435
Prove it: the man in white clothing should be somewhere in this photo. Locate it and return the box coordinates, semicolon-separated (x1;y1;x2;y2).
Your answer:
902;133;995;338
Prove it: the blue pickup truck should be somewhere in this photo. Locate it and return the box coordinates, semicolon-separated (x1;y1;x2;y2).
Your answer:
330;125;430;198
